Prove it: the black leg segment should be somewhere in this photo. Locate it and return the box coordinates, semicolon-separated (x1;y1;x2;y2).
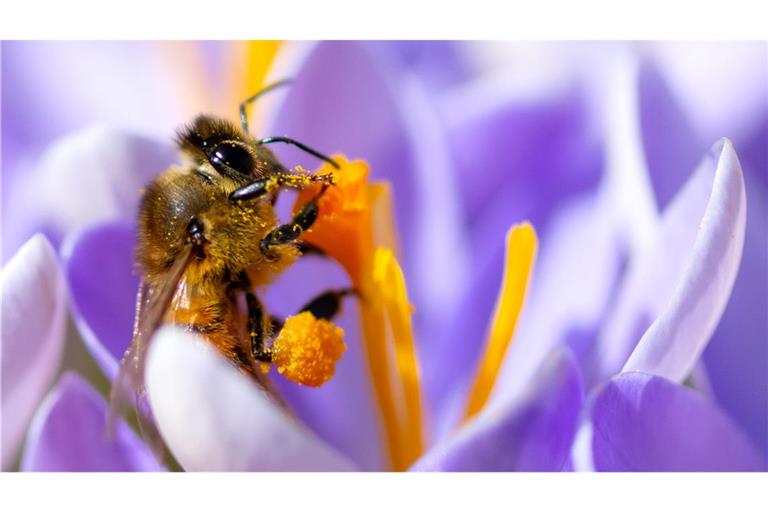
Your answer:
229;177;271;202
246;291;272;363
260;187;327;257
300;288;356;321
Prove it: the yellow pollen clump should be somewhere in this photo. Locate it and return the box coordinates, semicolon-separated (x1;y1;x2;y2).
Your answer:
271;311;346;387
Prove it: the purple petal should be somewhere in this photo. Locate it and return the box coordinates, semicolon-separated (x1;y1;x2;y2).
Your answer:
1;234;67;469
638;58;706;211
412;347;582;471
146;326;356;471
62;220;139;380
445;85;601;235
363;41;474;89
583;372;763;471
21;372;161;471
622;139;746;380
3;126;176;261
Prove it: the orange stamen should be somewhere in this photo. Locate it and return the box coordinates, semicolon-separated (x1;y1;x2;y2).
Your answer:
464;222;538;420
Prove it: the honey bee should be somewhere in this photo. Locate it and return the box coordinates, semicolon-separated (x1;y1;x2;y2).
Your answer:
108;81;352;454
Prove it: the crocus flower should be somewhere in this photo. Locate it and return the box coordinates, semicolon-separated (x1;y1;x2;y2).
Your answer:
1;41;765;471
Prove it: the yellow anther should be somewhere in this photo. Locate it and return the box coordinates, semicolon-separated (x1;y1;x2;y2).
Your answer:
271;311;346;387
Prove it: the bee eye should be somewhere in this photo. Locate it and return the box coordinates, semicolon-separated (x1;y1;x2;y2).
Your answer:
209;142;253;175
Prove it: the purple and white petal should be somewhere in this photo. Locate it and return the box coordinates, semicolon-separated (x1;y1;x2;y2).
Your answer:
20;372;161;471
1;234;67;469
412;347;582;471
579;372;763;471
62;220;139;380
3;127;176;261
595;139;746;383
145;326;357;471
622;139;746;380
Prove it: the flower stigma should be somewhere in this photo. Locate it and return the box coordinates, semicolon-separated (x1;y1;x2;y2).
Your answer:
295;156;424;470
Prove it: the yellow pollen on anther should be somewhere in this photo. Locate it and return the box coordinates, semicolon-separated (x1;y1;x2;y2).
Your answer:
464;222;538;421
271;311;346;387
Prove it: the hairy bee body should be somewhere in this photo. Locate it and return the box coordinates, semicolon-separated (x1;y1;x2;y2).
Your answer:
109;104;345;458
132;115;309;377
136;163;299;374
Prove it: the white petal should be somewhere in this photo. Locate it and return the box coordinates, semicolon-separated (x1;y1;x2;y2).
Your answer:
1;234;67;468
4;127;175;258
145;326;356;471
622;139;746;380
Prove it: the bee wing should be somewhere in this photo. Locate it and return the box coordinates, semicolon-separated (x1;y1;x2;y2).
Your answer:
107;244;194;462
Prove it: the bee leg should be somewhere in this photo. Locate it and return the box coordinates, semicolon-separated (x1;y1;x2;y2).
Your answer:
259;186;328;258
299;288;356;321
229;176;275;202
246;291;272;363
269;315;284;332
296;240;326;257
233;271;272;363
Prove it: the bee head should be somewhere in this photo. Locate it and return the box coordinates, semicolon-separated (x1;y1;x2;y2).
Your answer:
176;114;280;181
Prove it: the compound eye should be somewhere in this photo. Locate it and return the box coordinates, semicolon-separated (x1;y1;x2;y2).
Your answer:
209;142;253;175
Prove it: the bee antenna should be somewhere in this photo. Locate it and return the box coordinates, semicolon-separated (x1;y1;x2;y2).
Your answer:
258;136;340;169
240;78;293;134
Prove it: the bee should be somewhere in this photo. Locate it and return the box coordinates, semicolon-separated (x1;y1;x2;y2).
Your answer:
108;81;352;455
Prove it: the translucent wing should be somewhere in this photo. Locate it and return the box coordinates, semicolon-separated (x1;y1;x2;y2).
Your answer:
107;245;194;462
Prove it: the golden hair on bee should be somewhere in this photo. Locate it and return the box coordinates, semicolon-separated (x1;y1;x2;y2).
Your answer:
108;82;350;458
